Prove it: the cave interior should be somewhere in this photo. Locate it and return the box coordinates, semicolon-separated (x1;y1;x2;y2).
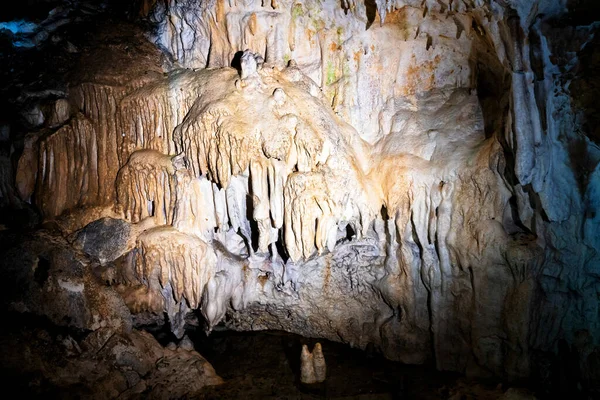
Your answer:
0;0;600;398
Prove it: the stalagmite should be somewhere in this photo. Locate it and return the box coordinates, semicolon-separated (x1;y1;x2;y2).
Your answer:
313;343;326;383
300;343;326;384
300;344;316;384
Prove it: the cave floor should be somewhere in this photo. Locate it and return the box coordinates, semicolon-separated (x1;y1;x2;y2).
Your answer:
186;329;490;400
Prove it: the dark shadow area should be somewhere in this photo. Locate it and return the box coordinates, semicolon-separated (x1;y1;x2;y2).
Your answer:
0;0;64;21
565;0;600;26
470;43;510;141
273;229;289;263
380;205;389;220
0;204;40;231
245;193;259;254
570;30;600;145
230;50;244;72
33;256;50;286
345;223;355;241
528;28;547;133
187;328;460;399
139;312;177;346
507;195;534;235
365;0;378;30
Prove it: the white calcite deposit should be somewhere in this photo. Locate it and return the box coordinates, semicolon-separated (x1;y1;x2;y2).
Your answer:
10;0;600;386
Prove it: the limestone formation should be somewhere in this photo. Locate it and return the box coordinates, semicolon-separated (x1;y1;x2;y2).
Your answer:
2;0;599;396
313;342;327;382
300;344;316;384
300;343;327;384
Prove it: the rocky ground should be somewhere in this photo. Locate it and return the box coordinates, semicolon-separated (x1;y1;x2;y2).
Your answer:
189;329;540;400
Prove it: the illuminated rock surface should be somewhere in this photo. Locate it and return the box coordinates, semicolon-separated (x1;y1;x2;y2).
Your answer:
1;0;599;397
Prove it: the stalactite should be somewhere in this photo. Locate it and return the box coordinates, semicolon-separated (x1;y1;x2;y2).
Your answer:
116;150;177;224
119;69;217;163
72;83;125;205
173;61;375;261
35;114;99;217
173;171;218;241
135;226;218;310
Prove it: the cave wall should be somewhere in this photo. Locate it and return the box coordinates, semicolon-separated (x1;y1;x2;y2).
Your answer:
4;0;600;389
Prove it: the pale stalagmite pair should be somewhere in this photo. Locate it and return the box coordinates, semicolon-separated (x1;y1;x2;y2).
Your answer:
300;343;326;384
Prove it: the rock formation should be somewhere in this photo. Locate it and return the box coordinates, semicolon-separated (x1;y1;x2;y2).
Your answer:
300;342;326;384
300;344;316;384
1;0;600;396
313;342;327;382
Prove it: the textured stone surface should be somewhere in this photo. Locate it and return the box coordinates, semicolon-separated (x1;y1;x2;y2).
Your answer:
71;217;132;264
0;323;223;399
0;227;223;398
2;0;600;396
0;230;132;332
